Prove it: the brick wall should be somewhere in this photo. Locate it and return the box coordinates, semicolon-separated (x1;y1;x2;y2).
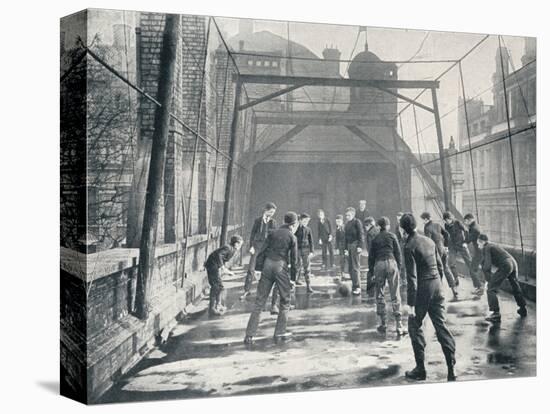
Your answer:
61;10;253;403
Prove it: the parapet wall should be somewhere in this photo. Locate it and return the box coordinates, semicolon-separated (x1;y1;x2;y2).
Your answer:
60;225;243;403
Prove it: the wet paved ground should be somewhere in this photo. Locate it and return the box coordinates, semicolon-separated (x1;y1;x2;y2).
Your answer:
101;255;536;403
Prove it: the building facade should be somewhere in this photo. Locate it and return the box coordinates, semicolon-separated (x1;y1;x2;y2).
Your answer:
458;39;536;250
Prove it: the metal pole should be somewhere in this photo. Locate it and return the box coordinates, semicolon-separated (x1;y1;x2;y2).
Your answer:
392;121;404;212
458;61;480;220
431;87;451;211
220;79;242;246
180;18;211;287
498;36;526;280
135;14;180;320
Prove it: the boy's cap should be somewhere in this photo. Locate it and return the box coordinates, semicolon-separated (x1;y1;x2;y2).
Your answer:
420;211;431;220
284;211;298;225
230;235;243;245
479;234;489;242
335;214;343;220
264;202;277;211
300;213;310;219
376;216;390;228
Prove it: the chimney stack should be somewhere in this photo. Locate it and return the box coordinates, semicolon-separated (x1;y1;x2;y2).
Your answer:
322;46;341;76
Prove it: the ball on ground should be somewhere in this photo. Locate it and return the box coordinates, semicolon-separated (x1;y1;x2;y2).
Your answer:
338;282;351;297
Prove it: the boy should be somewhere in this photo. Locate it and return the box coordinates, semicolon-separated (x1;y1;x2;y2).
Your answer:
477;234;527;322
368;217;404;335
317;209;334;269
395;212;407;283
443;211;483;295
244;212;299;343
241;202;277;300
344;207;365;296
421;211;459;301
335;215;346;277
295;213;315;293
204;235;244;316
400;213;456;382
364;216;380;252
464;213;485;292
356;199;369;226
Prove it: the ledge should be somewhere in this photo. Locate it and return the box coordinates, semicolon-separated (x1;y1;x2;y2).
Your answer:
60;224;243;282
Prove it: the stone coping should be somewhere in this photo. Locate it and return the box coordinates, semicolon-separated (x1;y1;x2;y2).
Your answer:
61;225;243;283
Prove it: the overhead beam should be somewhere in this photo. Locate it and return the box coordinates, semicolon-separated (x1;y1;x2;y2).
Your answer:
255;125;308;164
239;84;307;111
376;87;434;113
237;73;439;89
255;111;396;127
345;126;395;164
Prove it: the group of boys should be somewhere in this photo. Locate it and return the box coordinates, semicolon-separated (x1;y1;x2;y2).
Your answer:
203;202;528;382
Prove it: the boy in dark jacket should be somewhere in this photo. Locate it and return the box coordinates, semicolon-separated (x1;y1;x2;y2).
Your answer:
421;211;459;301
244;212;300;343
295;213;315;293
356;199;369;226
335;215;346;276
477;234;527;322
344;207;365;295
317;209;334;269
443;211;483;296
205;235;244;316
395;212;407;283
241;203;277;300
464;213;485;291
368;217;404;335
364;216;380;252
400;213;456;382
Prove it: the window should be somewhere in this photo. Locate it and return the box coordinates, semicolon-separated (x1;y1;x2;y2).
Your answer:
256;60;262;66
247;60;253;66
272;61;278;67
264;61;270;67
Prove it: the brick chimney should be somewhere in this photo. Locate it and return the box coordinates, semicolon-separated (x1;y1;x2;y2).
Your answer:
322;45;341;76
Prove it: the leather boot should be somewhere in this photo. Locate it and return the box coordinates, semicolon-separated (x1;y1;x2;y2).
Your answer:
445;353;457;381
405;365;426;381
395;318;407;336
377;315;387;334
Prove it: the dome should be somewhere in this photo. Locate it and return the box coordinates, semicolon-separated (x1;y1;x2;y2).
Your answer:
348;50;388;80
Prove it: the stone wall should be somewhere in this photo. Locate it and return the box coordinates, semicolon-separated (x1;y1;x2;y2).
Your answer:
60;225;243;403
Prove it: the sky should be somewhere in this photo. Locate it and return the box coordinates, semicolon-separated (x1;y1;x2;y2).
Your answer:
81;10;533;153
216;16;532;152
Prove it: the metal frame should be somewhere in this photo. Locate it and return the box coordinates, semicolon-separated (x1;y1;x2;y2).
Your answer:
219;71;453;247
